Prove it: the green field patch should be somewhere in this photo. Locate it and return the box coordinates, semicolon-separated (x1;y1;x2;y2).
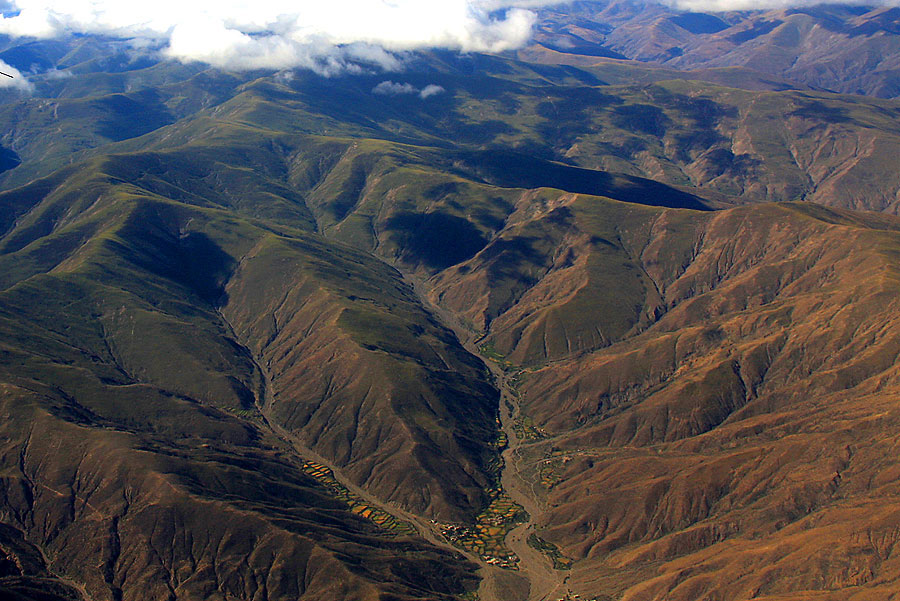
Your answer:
495;429;508;450
491;416;509;451
539;453;574;490
513;415;547;441
539;464;563;490
527;533;573;570
302;461;417;536
478;342;513;368
437;487;528;569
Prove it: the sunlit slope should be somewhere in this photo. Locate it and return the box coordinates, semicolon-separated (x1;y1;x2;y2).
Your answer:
422;77;900;213
0;157;507;517
203;68;900;213
0;106;711;254
459;200;900;600
222;234;500;518
530;1;900;99
430;195;698;364
0;97;718;598
10;149;900;600
5;40;900;601
114;97;900;599
0;69;244;190
205;71;900;213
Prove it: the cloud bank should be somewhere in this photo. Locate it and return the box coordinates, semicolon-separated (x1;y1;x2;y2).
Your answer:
0;0;568;73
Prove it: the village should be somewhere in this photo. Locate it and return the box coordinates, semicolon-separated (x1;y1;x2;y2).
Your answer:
435;488;528;570
550;594;608;601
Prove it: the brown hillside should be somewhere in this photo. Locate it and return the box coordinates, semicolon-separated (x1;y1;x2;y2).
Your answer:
460;201;900;600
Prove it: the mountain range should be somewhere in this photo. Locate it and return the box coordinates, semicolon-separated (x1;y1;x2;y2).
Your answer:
2;2;900;600
528;1;900;98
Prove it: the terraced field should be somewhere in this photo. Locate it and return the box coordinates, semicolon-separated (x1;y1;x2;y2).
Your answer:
301;461;418;536
513;416;548;442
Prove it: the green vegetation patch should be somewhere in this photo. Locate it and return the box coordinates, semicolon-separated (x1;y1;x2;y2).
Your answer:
539;456;566;491
513;415;547;441
301;461;417;536
527;533;573;570
478;341;513;368
437;487;528;569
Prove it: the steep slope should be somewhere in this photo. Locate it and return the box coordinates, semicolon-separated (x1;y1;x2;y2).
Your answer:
253;109;900;598
0;69;244;191
5;44;900;215
221;233;500;519
4;30;900;601
0;523;85;601
424;75;900;212
0;75;722;599
256;67;900;213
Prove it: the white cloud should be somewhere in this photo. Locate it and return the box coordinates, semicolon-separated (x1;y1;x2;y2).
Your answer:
0;60;33;92
0;0;568;73
373;81;418;95
40;68;72;80
419;84;446;99
477;0;572;8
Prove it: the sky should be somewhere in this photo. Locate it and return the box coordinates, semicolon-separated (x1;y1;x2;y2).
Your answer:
0;0;568;74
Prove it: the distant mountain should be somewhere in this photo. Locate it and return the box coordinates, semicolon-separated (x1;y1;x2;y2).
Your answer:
4;48;900;214
529;0;900;98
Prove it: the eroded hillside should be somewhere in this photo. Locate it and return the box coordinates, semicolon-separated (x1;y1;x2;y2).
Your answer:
0;166;497;599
